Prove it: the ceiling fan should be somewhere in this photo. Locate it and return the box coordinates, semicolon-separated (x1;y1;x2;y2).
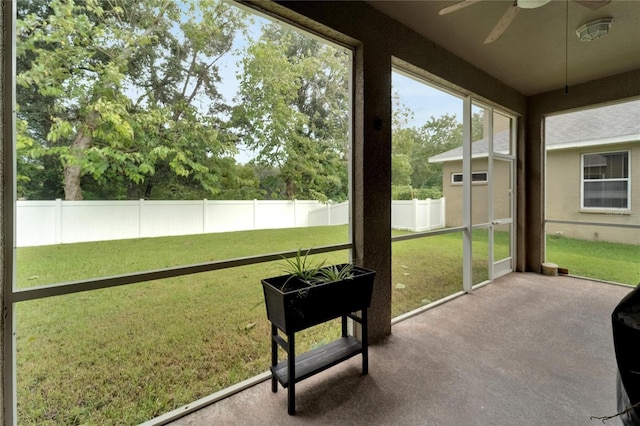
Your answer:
439;0;612;44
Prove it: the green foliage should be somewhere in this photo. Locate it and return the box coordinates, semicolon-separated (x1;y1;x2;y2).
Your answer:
317;263;355;282
210;162;266;200
391;87;487;199
17;0;252;200
277;250;357;290
279;248;326;286
392;185;442;200
234;25;350;202
410;114;463;190
392;152;413;187
17;1;352;202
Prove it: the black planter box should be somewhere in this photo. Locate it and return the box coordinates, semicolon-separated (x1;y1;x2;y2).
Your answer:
262;264;376;334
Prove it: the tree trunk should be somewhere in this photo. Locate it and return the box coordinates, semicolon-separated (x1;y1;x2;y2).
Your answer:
144;183;153;199
285;179;295;200
63;128;93;200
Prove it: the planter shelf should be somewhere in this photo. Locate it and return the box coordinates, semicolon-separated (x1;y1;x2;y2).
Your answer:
262;264;376;415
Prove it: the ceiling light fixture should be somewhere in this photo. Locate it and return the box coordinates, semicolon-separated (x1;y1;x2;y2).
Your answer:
576;17;613;41
517;0;552;9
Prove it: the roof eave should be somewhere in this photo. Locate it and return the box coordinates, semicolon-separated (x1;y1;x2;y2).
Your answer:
546;134;640;151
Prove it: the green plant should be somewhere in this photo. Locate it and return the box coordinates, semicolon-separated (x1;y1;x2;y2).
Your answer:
317;262;354;282
280;248;326;288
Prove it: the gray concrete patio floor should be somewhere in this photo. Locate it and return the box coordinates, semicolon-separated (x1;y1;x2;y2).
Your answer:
170;273;632;426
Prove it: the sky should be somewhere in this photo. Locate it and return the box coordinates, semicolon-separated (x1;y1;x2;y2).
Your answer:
392;72;464;128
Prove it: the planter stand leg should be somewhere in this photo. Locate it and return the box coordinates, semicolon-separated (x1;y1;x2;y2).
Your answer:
341;314;348;338
271;324;278;393
287;332;296;415
362;309;368;375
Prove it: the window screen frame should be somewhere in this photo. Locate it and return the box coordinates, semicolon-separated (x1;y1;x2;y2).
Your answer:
580;150;631;210
451;171;488;185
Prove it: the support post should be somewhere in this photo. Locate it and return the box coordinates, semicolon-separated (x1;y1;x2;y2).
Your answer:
352;45;392;342
462;96;473;293
362;308;369;375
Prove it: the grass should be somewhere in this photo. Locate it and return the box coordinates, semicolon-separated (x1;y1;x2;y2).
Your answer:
16;226;350;425
390;229;517;316
546;234;640;285
15;226;638;424
391;231;464;317
16;226;351;288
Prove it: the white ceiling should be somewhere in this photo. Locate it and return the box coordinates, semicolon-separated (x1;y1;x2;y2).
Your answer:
366;0;640;96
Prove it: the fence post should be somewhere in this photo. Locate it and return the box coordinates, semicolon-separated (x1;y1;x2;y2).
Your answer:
138;199;144;238
293;199;298;227
425;198;432;231
326;202;331;226
253;199;258;230
412;198;418;232
55;198;62;244
202;199;208;234
441;197;446;228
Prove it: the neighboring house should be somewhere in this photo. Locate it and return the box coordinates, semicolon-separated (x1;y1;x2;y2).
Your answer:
430;100;640;244
544;100;640;244
428;114;513;229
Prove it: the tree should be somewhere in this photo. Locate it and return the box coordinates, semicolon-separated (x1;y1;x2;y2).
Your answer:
15;0;64;199
391;95;460;197
391;90;489;198
17;0;250;200
234;25;350;201
122;0;252;199
410;114;464;190
391;93;415;188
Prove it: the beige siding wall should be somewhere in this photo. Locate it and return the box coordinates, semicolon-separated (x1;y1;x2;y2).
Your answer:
442;161;464;226
443;142;639;244
493;160;512;219
546;142;640;245
442;158;511;226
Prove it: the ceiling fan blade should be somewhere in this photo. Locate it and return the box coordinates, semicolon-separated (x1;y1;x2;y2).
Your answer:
439;0;482;16
517;0;551;9
484;3;520;44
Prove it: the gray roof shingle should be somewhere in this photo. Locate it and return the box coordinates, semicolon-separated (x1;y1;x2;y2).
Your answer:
546;99;640;145
429;99;640;163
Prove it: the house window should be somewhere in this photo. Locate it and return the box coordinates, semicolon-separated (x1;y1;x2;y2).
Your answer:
451;171;488;184
582;151;630;209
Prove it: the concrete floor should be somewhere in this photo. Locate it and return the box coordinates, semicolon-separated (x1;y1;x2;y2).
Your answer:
169;273;631;426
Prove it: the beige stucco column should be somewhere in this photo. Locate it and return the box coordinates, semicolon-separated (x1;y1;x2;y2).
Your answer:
352;46;392;342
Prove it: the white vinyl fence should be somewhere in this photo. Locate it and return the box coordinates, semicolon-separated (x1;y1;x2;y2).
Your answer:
391;198;446;233
16;198;445;247
308;201;349;226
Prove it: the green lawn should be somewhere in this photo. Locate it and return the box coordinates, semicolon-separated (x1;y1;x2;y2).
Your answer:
16;227;351;425
15;227;638;424
546;234;640;285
